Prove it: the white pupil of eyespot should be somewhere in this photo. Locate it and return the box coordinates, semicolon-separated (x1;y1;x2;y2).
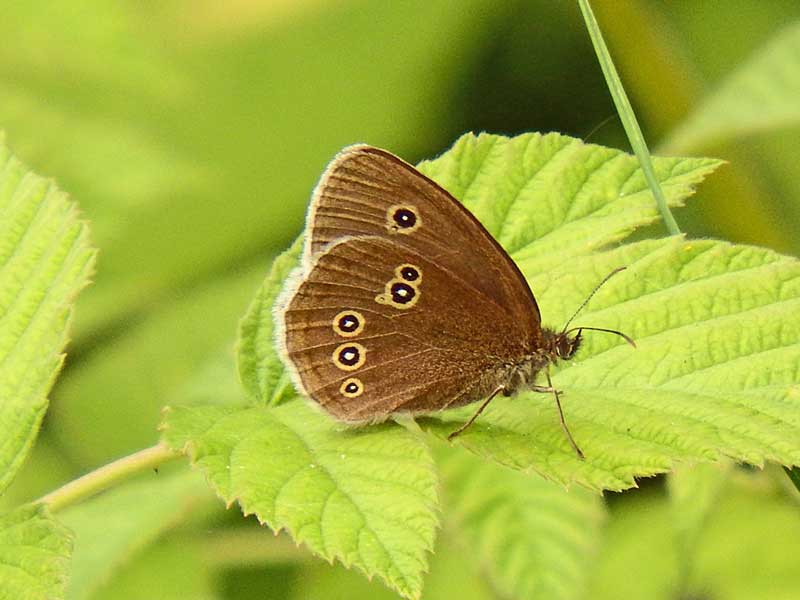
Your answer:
344;351;355;360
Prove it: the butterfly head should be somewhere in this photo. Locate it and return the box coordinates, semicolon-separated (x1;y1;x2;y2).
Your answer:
553;329;582;360
554;325;636;361
546;266;635;362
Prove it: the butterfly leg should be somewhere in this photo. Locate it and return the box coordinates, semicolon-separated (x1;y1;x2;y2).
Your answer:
530;384;563;395
545;369;584;459
447;385;505;441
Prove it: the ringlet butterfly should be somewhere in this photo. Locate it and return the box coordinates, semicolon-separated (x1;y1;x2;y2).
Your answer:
275;145;634;458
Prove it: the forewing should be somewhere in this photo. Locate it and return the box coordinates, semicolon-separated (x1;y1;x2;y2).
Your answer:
279;236;529;421
304;145;542;330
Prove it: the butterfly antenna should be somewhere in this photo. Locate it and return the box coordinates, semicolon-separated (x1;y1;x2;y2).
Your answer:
561;266;627;334
563;326;636;348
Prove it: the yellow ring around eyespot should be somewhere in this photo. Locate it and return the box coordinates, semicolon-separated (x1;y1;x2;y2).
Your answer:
332;342;367;371
386;204;421;234
339;377;364;398
332;310;365;338
394;263;422;285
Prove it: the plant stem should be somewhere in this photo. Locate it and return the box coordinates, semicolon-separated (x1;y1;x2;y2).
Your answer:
37;442;180;513
578;0;682;236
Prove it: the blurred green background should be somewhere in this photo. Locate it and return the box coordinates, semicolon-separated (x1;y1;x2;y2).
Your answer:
2;1;799;599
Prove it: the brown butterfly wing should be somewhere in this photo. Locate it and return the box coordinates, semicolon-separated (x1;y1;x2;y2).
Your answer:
279;236;531;421
304;145;541;334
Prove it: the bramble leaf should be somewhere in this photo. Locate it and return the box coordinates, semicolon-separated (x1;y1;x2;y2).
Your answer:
423;234;800;490
0;504;73;600
418;132;720;273
0;141;95;493
238;237;302;405
161;403;438;600
223;131;800;596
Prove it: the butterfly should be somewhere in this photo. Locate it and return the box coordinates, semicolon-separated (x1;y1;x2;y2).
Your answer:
274;145;633;457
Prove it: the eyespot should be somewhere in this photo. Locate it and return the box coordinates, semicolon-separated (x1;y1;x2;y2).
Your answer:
375;278;420;309
340;377;364;398
395;263;421;283
332;342;366;371
332;310;365;337
390;282;415;304
386;204;421;234
394;208;416;228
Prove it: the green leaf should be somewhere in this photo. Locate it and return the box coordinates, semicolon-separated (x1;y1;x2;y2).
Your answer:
243;131;797;494
59;470;212;600
238;237;302;405
161;403;439;600
439;447;604;600
0;504;73;600
664;21;800;153
424;235;800;490
242;132;800;490
417;132;719;273
0;141;95;493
